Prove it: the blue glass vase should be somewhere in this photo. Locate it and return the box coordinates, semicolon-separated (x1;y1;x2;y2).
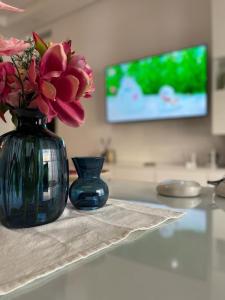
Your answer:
0;109;69;228
69;157;109;210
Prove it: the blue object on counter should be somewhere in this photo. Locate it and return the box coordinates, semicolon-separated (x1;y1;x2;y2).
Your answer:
69;157;109;210
0;109;69;228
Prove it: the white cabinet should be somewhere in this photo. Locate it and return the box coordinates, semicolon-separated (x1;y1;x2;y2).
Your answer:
211;0;225;134
212;0;225;58
105;164;155;182
212;90;225;135
105;163;225;186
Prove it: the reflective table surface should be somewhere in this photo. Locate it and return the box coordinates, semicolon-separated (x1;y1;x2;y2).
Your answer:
1;179;225;300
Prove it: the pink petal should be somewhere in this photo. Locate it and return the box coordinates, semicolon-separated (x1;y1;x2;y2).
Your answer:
3;62;15;75
46;103;57;123
37;98;49;116
7;75;20;90
62;40;72;55
28;59;36;84
51;99;84;127
28;100;37;109
42;71;63;80
23;80;34;93
0;68;6;94
5;91;20;107
0;38;29;56
69;55;86;69
41;81;56;101
52;75;79;102
84;73;95;98
29;96;49;116
69;55;92;75
84;92;92;98
40;44;67;76
67;68;89;99
0;1;24;12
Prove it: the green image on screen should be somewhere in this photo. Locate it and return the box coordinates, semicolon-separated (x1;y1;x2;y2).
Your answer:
105;45;207;123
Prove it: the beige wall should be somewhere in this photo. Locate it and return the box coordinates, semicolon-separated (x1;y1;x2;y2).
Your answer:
25;0;225;165
0;112;15;135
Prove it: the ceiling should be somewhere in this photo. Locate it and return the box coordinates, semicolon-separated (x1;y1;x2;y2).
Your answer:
0;0;99;36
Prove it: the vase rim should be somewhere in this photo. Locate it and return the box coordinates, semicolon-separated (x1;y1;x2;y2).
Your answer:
72;157;104;164
72;156;103;160
72;157;105;169
72;156;104;176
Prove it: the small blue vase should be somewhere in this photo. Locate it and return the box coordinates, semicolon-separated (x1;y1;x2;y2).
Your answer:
69;157;109;210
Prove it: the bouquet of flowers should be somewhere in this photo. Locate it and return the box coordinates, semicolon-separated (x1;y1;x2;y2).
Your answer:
0;1;94;127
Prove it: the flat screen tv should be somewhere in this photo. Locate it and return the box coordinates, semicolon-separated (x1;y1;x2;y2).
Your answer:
105;45;207;123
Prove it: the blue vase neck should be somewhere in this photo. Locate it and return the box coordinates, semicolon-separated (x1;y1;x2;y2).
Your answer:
72;157;104;179
17;117;47;129
14;109;47;130
77;170;100;179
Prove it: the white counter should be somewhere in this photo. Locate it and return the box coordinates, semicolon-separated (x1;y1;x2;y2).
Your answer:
104;163;225;186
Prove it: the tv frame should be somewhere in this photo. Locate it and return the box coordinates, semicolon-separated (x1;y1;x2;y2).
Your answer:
104;44;209;124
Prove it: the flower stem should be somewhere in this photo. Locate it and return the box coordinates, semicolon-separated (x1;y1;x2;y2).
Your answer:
11;56;25;107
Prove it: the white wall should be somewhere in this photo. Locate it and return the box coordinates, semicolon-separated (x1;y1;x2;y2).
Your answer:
0;112;15;135
22;0;225;165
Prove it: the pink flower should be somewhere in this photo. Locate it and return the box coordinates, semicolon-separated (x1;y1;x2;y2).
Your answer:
0;1;24;12
28;38;94;127
0;62;20;121
0;61;15;101
0;37;30;56
5;91;20;107
67;54;95;98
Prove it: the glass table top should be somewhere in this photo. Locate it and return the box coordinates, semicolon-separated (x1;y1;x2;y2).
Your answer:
1;179;225;300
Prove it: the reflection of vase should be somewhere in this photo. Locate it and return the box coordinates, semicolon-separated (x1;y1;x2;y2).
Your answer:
69;157;109;210
0;109;69;228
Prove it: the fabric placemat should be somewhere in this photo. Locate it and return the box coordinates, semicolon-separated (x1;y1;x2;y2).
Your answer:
0;199;184;295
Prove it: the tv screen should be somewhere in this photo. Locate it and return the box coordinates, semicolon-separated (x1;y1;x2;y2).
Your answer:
105;45;207;123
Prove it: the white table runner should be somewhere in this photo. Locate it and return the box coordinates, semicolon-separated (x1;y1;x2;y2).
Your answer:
0;199;184;295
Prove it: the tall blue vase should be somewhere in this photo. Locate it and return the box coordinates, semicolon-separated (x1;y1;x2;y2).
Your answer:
69;157;109;210
0;109;69;228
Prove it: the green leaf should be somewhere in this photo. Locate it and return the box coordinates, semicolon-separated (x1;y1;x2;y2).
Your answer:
32;32;48;56
0;103;8;112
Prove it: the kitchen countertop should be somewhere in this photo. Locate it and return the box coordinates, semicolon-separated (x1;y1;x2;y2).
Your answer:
2;179;225;300
105;161;225;170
